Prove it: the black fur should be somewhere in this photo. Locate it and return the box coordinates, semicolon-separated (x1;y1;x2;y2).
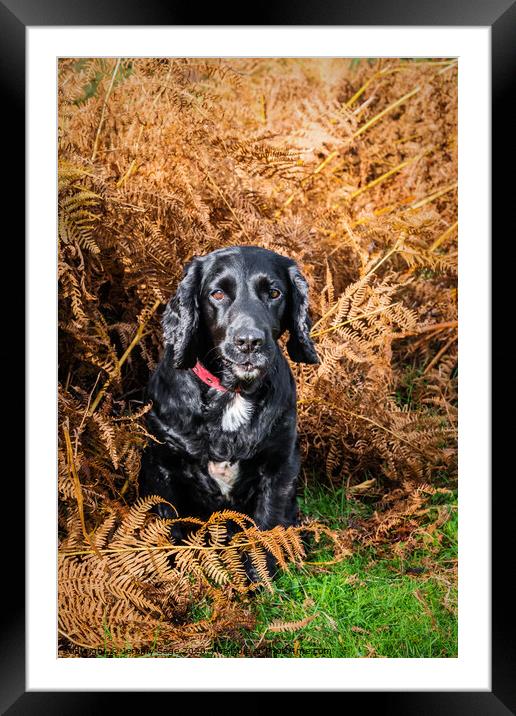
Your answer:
139;246;318;540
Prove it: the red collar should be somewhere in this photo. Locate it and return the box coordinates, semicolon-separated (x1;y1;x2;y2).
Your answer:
191;360;240;393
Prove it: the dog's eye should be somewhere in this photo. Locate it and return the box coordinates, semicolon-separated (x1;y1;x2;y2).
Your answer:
210;289;225;301
269;288;281;299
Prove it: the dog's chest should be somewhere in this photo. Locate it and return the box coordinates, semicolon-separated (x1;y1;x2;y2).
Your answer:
220;393;253;432
204;394;253;497
207;460;239;497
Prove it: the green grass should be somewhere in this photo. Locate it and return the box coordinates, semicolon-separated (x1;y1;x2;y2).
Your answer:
211;483;458;658
394;364;427;409
97;483;457;659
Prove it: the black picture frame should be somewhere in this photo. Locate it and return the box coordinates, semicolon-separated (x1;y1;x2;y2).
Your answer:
2;0;507;711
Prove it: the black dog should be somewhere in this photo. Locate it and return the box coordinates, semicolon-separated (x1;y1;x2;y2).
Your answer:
139;245;318;542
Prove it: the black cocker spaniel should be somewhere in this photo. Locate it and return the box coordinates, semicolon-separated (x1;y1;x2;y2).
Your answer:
139;245;319;540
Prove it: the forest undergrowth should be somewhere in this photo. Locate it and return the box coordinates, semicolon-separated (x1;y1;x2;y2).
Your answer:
58;57;457;656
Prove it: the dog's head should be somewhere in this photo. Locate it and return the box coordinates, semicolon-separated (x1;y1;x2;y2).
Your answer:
162;246;319;384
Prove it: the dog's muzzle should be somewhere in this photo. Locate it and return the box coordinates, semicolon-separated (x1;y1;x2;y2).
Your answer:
221;325;270;382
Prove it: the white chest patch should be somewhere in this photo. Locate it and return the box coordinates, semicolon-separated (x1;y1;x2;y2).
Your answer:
208;460;240;497
221;393;253;432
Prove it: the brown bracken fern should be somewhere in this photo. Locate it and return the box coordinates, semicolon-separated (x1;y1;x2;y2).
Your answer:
58;57;457;655
58;496;341;651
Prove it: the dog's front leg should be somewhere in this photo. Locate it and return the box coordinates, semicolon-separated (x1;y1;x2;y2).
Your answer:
243;453;300;582
253;450;300;531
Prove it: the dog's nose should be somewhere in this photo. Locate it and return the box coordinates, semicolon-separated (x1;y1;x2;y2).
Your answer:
233;329;265;353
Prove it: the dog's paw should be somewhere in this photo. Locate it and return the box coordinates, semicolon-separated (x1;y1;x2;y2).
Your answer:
242;552;278;586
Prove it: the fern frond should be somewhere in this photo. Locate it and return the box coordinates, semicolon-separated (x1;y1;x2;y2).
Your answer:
267;614;317;633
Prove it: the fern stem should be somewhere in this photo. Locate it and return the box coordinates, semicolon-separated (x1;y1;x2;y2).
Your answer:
417;320;458;334
91;58;121;163
350;60;456;136
312;150;339;176
403;182;457;211
276;150;339;216
351;181;457;235
345;60;456;108
365;236;405;277
74;372;101;455
423;334;457;376
58;627;98;650
63;424;86;539
60;541;290;558
398;219;458;282
259;93;267;123
310;286;352;333
398;321;458;350
116;158;139;188
59;521;329;558
429;220;458;252
88;299;161;416
347;147;432;201
353;85;421;138
63;424;101;558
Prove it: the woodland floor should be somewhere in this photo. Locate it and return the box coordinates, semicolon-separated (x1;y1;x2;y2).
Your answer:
92;482;457;659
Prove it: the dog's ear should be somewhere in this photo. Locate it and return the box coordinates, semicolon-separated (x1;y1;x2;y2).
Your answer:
162;256;202;368
285;263;319;364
